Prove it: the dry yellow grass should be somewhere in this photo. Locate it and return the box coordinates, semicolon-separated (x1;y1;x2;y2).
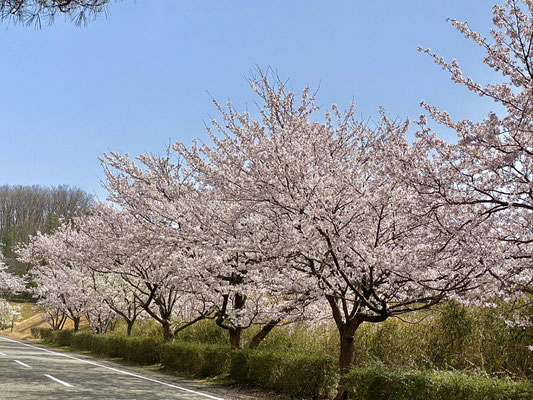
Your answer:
1;313;50;340
1;303;84;340
17;302;41;320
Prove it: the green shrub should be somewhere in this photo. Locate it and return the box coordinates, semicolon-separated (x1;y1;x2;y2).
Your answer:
70;331;94;352
31;327;73;346
56;330;162;365
30;327;45;339
52;329;74;346
424;302;533;377
115;336;162;364
70;332;124;358
344;302;533;378
229;349;337;398
427;301;477;370
228;350;248;381
161;341;231;377
37;327;54;342
30;322;533;400
345;365;533;400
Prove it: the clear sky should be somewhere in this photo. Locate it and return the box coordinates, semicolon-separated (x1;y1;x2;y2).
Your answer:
0;1;502;199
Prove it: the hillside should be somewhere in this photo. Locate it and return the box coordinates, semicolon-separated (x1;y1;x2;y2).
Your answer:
1;303;79;340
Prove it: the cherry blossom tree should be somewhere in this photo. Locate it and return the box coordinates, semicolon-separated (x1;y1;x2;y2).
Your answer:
58;208;144;335
70;202;206;341
101;151;321;349
89;271;144;336
18;225;97;332
176;73;494;399
42;307;68;331
0;299;21;330
416;0;533;297
0;256;26;298
82;269;119;334
0;255;24;330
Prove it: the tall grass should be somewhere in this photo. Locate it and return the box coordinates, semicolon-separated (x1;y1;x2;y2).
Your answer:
107;301;533;379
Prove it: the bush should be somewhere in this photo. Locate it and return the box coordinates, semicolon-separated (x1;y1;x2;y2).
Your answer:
70;331;94;352
230;349;337;398
30;328;70;345
71;332;123;357
118;336;162;364
30;327;45;339
33;327;55;342
129;303;533;378
53;329;74;346
161;341;231;377
32;327;74;346
345;365;533;400
71;332;162;364
34;328;162;365
29;321;532;400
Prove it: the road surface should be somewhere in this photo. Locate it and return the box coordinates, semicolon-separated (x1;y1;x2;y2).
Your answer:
0;336;245;400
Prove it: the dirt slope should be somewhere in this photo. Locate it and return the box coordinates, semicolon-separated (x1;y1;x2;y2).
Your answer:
2;311;80;340
1;313;49;340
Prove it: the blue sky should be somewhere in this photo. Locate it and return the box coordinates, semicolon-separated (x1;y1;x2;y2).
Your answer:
0;1;501;199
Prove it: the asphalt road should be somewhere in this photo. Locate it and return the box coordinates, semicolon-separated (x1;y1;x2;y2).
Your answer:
0;336;232;400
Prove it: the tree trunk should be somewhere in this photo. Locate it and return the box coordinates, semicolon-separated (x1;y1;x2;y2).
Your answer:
339;329;356;376
126;320;134;336
334;326;359;400
325;294;366;400
229;327;242;350
59;316;67;330
249;319;280;349
73;317;80;332
162;321;173;342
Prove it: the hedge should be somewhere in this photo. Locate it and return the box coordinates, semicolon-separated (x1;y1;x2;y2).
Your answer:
160;341;231;377
31;327;54;341
32;327;72;345
229;349;338;399
345;365;533;400
32;328;162;365
30;328;533;400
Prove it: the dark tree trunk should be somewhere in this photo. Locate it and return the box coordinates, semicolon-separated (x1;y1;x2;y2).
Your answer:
325;295;364;400
73;317;80;332
333;327;358;400
249;319;280;349
59;316;67;330
229;327;242;350
126;320;134;336
216;291;247;350
162;321;173;342
50;311;67;330
339;328;356;376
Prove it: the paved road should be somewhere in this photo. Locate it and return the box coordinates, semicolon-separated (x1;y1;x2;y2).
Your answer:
0;336;232;400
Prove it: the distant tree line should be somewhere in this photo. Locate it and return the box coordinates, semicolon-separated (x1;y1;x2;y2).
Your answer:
0;185;93;275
